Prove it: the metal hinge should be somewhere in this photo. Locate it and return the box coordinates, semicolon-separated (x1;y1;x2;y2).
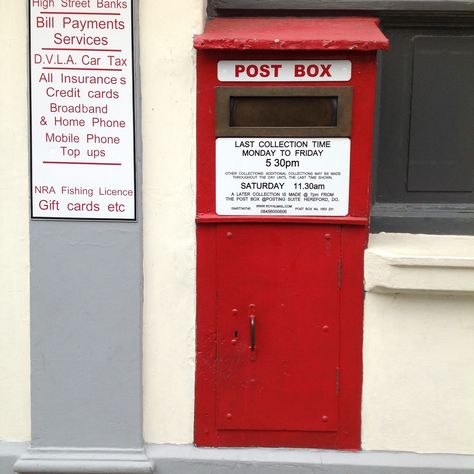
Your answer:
336;367;340;396
337;260;342;288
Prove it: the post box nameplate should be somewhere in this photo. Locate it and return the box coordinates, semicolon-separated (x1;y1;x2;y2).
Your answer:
218;60;351;82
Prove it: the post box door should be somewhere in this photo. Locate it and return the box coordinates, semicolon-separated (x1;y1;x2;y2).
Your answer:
216;223;340;432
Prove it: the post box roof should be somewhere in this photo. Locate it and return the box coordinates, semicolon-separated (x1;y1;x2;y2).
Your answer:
194;17;389;51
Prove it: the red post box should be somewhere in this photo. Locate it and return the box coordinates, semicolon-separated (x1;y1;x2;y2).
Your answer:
194;18;389;449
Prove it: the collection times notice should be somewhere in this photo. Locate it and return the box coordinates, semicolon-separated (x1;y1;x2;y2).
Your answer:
30;0;135;219
216;138;351;216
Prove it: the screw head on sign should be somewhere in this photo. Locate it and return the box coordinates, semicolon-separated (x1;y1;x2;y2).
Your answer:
226;413;232;420
232;308;238;316
324;233;332;240
322;325;329;332
226;232;233;239
322;416;329;422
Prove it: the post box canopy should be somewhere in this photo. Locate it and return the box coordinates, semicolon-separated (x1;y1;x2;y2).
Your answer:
194;17;389;51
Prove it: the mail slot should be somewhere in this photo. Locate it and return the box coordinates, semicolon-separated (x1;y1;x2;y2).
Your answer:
194;17;389;449
216;87;352;136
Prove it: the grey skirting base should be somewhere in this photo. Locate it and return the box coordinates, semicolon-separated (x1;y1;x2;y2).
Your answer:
2;442;473;474
147;445;474;474
13;448;153;474
0;444;26;474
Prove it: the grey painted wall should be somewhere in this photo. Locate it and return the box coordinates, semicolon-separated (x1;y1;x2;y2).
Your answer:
30;221;143;448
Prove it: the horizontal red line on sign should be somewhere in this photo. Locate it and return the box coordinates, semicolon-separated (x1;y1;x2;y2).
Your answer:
43;161;122;166
42;48;122;52
42;67;122;71
40;11;121;15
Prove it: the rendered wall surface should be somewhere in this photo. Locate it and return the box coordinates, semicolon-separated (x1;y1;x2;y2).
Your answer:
141;0;206;444
363;233;474;454
0;0;30;442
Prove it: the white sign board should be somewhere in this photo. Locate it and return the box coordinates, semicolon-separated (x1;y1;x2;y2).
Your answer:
218;60;351;82
216;138;350;216
30;0;135;220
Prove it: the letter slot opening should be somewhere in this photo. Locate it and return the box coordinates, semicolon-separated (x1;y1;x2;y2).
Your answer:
230;96;337;128
216;86;352;138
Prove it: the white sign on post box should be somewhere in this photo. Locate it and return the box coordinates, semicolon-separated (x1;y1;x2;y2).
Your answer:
218;60;351;82
30;0;135;220
216;137;351;216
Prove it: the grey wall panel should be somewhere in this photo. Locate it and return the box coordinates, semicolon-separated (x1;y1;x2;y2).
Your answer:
30;221;143;448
